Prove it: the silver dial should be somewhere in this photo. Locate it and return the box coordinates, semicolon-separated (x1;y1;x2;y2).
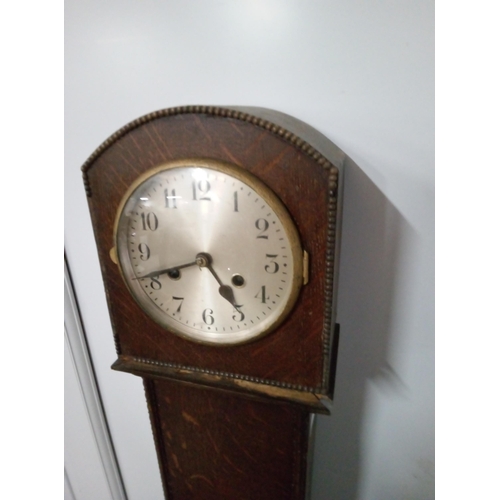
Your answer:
115;159;303;345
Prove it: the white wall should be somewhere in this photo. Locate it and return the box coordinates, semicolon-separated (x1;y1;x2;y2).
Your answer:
65;2;434;499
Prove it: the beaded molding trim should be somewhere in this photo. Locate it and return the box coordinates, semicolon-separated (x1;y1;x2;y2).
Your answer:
133;356;318;393
82;105;340;395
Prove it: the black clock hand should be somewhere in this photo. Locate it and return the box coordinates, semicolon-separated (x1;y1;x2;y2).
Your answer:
195;252;239;309
134;259;198;280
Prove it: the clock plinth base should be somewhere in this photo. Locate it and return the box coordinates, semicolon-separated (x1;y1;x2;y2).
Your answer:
142;376;313;500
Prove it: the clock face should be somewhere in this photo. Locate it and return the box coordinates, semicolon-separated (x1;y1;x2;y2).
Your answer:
114;159;303;345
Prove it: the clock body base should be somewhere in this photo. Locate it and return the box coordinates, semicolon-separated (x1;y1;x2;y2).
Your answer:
143;377;312;500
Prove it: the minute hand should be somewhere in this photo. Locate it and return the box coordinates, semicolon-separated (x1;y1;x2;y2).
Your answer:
134;260;198;280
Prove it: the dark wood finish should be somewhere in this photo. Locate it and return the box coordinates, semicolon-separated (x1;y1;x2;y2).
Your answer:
83;106;340;394
82;106;342;499
112;355;332;414
144;377;311;500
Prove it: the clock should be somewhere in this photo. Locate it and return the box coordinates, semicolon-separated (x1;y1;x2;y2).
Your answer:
82;106;344;499
113;158;304;345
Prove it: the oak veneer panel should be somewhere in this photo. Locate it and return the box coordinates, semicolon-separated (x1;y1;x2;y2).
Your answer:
84;108;339;392
144;377;310;500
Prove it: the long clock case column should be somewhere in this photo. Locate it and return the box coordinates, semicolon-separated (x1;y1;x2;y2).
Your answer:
82;106;344;499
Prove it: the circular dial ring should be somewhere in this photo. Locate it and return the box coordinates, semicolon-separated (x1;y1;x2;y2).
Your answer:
114;158;303;345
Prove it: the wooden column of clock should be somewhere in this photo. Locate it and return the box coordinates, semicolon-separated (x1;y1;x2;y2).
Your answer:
82;106;344;499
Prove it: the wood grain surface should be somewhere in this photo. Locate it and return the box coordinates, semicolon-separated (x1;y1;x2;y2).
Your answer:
83;107;342;500
144;377;311;500
83;107;340;393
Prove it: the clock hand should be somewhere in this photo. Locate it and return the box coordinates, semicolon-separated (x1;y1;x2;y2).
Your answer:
134;259;198;280
195;252;240;309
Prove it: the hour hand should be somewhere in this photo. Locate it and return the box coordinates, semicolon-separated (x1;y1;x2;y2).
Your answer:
218;285;240;309
134;259;198;280
195;253;240;309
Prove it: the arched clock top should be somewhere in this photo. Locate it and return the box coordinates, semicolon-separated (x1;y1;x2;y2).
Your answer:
82;106;343;397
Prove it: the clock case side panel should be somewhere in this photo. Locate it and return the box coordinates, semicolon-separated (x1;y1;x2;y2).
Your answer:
143;375;311;500
82;106;343;399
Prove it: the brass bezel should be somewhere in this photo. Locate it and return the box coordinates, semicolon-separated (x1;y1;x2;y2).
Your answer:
113;158;303;346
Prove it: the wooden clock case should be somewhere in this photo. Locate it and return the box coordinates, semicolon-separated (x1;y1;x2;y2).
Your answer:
82;106;345;499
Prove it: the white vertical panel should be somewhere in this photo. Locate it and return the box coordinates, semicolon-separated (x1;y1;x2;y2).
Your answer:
65;333;115;500
65;263;128;500
65;2;434;499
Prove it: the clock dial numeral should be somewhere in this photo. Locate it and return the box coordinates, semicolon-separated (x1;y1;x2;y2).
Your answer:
202;308;215;325
255;286;270;304
192;180;211;201
265;254;279;274
141;212;158;231
255;218;269;239
172;296;184;313
138;243;150;261
150;277;162;290
164;188;177;209
232;306;245;322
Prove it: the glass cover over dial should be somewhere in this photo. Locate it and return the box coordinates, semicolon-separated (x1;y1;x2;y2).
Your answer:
115;159;303;345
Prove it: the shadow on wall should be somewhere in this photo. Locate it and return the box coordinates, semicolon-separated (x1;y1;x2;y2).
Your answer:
311;156;411;500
